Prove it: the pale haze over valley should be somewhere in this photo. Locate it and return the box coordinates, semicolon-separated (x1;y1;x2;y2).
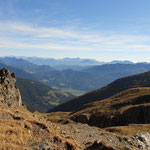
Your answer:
0;0;150;62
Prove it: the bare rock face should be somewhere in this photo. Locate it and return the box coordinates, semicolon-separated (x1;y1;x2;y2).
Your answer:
0;68;22;107
133;132;150;149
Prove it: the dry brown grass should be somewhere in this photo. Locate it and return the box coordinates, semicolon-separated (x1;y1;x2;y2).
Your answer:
71;88;150;128
0;103;81;150
0;104;34;149
73;87;150;116
105;124;150;136
35;111;71;123
116;146;137;150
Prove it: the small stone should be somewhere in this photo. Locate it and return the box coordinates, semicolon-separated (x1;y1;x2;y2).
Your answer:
89;134;93;137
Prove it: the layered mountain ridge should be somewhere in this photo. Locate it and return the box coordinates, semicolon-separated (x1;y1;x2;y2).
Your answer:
49;71;150;112
1;57;150;92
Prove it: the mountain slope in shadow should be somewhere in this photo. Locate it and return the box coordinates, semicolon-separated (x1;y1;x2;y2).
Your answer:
16;78;74;113
71;87;150;128
49;71;150;112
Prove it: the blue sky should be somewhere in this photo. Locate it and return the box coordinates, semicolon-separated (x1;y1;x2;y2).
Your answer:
0;0;150;62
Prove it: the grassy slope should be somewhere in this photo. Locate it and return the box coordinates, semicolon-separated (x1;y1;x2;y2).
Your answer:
0;103;80;149
71;87;150;127
49;71;150;112
16;78;74;113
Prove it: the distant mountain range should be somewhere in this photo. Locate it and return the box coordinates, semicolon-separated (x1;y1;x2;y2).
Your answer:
19;57;134;71
20;57;105;67
1;57;150;92
49;71;150;112
108;60;133;64
1;57;55;73
0;58;94;91
82;63;150;88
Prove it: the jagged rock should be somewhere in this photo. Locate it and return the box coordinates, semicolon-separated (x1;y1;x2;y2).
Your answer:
133;132;150;149
0;68;22;107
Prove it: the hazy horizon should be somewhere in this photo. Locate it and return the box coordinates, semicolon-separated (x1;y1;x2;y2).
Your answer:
1;55;150;63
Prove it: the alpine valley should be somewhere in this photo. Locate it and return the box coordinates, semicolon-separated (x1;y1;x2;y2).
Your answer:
1;57;150;149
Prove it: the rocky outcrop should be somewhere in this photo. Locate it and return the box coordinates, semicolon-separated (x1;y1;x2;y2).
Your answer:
0;68;22;107
133;132;150;149
72;104;150;128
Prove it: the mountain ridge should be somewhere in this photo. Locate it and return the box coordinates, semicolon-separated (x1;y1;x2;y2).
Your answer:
2;57;150;92
49;71;150;112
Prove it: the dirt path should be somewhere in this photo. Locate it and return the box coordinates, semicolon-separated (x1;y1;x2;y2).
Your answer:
52;122;150;150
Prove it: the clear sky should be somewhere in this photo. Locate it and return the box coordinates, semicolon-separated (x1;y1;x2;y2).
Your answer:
0;0;150;62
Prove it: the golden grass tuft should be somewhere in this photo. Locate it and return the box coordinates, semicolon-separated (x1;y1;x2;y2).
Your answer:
0;103;81;149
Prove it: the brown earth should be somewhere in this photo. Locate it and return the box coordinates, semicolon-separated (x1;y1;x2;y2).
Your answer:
2;96;150;149
0;103;83;150
71;87;150;128
36;87;150;149
44;115;150;150
0;68;81;149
